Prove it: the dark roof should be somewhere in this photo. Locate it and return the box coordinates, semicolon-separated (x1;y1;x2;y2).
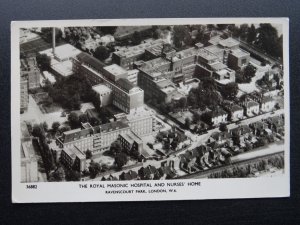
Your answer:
76;52;106;72
261;96;274;104
267;115;284;127
249;121;267;131
180;148;204;163
231;104;243;112
138;165;158;178
94;121;129;133
247;101;259;108
211;131;231;141
116;78;134;92
230;125;251;136
86;108;100;119
211;108;227;117
61;127;95;143
158;166;176;178
119;170;138;180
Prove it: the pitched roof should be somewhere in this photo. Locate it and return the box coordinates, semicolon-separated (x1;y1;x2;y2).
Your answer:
61;128;95;143
230;125;251;136
119;170;138;180
158;166;176;178
138;165;158;178
246;101;259;108
211;108;227;117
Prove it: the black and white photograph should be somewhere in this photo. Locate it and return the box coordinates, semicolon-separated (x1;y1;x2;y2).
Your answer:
11;18;290;203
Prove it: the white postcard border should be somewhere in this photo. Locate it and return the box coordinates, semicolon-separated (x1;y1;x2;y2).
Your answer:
11;18;290;203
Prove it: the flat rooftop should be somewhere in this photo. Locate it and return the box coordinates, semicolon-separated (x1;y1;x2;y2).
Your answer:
126;107;152;121
103;64;127;76
219;37;239;48
209;62;228;71
208;35;223;45
197;48;219;61
205;45;224;54
230;48;250;58
114;39;165;58
172;47;198;62
51;60;73;77
39;43;81;61
143;57;170;69
92;84;112;94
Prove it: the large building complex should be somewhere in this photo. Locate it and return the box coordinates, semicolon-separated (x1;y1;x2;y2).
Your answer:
73;52;144;113
39;43;82;77
112;39;166;69
56;121;131;154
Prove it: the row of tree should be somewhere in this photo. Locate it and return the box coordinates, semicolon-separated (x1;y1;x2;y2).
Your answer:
30;123;56;176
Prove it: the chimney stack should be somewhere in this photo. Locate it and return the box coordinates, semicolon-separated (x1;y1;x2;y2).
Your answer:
52;27;56;55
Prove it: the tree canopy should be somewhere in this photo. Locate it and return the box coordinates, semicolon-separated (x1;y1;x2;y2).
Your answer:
36;53;51;71
220;82;239;100
94;46;110;61
89;161;101;178
115;152;128;169
110;140;123;156
48;73;100;111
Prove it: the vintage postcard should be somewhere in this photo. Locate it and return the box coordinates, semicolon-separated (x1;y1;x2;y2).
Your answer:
11;18;290;203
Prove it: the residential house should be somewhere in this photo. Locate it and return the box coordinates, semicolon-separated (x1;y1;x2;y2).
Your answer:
119;170;139;181
158;165;177;179
265;115;285;135
223;102;244;121
138;165;160;180
202;107;228;126
249;121;268;136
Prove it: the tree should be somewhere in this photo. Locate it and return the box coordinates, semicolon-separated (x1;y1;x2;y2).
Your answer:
68;112;80;129
101;164;109;172
247;24;257;43
49;166;65;182
94;46;110;61
219;123;228;132
99;26;117;35
86;149;93;159
173;25;189;48
65;170;81;181
32;124;44;138
220;82;239;100
216;24;228;30
132;31;142;45
41;27;62;43
243;64;257;82
79;114;88;124
239;24;249;40
115;152;128;169
59;125;71;133
256;23;282;58
184;117;191;129
178;97;187;110
36;53;51;71
42;122;48;132
110;140;123;156
89;161;101;178
52;121;60;133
